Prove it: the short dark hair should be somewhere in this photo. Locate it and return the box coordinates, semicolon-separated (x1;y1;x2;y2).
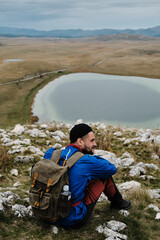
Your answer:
70;123;92;143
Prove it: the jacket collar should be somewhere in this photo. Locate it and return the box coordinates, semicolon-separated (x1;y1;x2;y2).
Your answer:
65;144;82;152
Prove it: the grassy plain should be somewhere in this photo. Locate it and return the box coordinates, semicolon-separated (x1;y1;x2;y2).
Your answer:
0;36;160;128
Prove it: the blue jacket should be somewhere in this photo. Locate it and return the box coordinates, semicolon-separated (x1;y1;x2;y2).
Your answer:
43;145;117;227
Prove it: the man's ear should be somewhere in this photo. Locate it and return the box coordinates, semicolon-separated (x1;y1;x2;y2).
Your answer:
76;138;83;147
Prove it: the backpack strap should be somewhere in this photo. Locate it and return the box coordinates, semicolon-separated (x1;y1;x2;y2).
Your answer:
50;149;63;163
66;151;84;168
50;149;83;167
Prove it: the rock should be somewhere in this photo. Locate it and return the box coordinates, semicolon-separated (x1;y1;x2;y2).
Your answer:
120;158;135;168
123;139;132;145
155;213;160;220
121;152;132;159
10;169;18;176
152;153;159;160
12;204;32;217
129;166;146;177
96;122;107;130
11;124;25;135
114;131;122;137
15;155;34;163
13;182;21;187
53;143;62;149
118;181;141;192
118;210;130;217
140;175;156;180
145;163;159;171
11;139;31;146
146;204;160;212
76;119;84;124
51;226;59;234
51;130;67;139
40;124;48;129
52;136;61;142
25;128;47;138
147;189;160;199
107;220;127;232
96;222;127;240
0;191;19;211
94;150;120;167
98;192;108;202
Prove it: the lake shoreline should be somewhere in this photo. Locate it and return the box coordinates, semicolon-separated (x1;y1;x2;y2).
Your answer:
32;72;160;129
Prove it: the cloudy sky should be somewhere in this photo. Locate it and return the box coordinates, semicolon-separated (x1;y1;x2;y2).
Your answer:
0;0;160;30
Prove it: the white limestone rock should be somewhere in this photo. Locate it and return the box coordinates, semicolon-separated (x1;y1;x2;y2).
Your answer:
152;153;159;160
123;139;132;145
129;166;146;177
145;163;159;171
118;181;141;192
120;158;135;168
96;222;127;240
11;124;25;135
10;169;18;176
51;226;59;234
52;136;61;142
98;192;108;202
107;220;127;232
0;191;19;211
114;131;122;137
25;128;47;138
40;124;48;129
140;175;156;180
146;204;160;212
53;143;62;149
121;152;132;159
76;119;84;124
147;189;160;199
118;210;130;217
13;182;21;187
15;155;34;163
12;204;32;217
155;213;160;220
51;130;67;139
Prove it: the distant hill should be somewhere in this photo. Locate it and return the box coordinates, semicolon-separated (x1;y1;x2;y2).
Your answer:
0;26;160;38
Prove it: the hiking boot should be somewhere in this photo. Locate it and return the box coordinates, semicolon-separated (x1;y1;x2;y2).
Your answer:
110;199;131;210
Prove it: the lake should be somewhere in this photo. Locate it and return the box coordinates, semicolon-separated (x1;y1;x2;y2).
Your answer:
32;73;160;129
3;59;24;63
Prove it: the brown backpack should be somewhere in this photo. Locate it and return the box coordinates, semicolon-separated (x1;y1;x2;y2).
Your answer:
29;149;83;222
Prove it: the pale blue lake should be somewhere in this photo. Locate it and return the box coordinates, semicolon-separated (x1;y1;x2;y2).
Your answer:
32;73;160;129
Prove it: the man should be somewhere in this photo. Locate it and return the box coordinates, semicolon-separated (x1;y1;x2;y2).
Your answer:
44;123;131;228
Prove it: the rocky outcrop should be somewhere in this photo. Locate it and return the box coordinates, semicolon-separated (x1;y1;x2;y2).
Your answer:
0;120;160;238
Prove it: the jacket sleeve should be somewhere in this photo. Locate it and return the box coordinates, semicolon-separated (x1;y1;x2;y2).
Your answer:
43;148;55;160
79;154;117;179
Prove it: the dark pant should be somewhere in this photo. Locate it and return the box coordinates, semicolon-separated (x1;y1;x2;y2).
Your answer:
71;177;122;228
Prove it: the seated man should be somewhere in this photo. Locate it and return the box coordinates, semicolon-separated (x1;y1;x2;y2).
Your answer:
44;123;131;228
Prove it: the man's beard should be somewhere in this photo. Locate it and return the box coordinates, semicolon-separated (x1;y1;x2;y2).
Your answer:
82;148;94;155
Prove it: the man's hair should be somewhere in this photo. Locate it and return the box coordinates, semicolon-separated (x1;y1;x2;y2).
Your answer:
70;123;92;143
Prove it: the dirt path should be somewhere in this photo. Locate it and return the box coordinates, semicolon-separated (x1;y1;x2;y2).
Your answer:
0;69;67;86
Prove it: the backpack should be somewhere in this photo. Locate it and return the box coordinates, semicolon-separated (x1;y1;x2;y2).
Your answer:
29;149;84;222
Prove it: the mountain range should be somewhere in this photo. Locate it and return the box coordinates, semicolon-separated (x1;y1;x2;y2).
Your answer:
0;26;160;38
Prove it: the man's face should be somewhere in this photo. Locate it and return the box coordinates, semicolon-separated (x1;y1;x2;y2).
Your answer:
81;132;97;155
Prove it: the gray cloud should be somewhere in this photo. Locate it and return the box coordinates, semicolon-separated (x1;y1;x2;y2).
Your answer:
0;0;160;30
